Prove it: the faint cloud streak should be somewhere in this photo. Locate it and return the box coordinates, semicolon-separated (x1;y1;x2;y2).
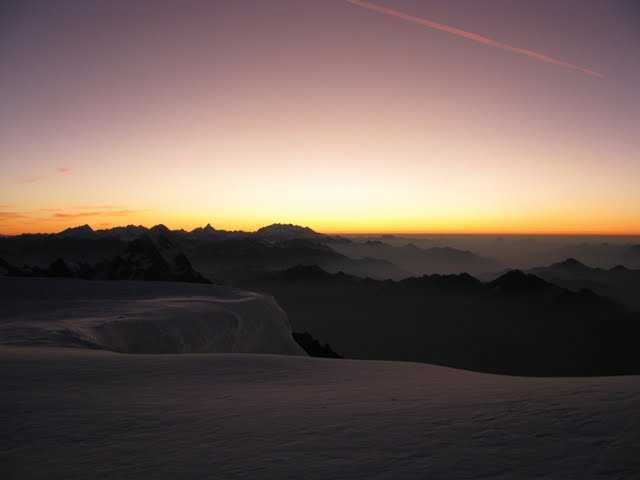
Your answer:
0;211;31;221
18;175;47;184
347;0;603;78
52;209;137;219
17;167;73;184
74;204;123;210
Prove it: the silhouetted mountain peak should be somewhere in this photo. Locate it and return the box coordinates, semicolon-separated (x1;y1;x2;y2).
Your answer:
256;223;317;238
191;223;217;235
58;224;94;237
96;225;148;240
610;265;629;273
490;270;554;293
150;224;171;235
552;258;590;271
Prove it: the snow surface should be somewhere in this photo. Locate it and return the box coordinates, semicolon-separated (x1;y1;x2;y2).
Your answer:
2;347;639;479
0;277;304;355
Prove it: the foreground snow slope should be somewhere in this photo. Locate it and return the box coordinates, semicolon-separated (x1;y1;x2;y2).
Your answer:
2;347;639;479
0;277;304;355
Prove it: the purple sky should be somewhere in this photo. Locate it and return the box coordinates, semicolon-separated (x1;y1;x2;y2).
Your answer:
1;0;639;234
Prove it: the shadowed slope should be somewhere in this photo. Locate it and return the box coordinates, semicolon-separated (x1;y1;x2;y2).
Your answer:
243;267;640;376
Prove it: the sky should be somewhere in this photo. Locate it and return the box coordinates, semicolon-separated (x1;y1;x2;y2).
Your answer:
1;0;639;235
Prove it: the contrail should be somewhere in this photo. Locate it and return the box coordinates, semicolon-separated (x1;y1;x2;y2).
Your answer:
347;0;603;78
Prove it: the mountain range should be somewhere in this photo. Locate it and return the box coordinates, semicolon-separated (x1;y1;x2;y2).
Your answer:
0;223;506;281
242;265;639;376
2;222;640;375
333;239;502;275
0;223;404;281
527;258;640;310
2;233;209;284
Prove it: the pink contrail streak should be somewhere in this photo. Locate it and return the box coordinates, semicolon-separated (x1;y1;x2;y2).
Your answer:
347;0;603;78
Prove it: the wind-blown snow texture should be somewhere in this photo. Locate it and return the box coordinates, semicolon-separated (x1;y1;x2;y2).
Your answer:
1;347;639;479
0;277;304;355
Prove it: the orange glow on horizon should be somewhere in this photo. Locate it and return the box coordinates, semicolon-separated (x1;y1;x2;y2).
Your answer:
2;214;639;237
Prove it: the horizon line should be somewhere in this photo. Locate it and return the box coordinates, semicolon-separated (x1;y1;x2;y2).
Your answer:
2;223;640;238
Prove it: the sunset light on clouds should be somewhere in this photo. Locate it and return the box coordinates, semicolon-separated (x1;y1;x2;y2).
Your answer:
1;0;639;235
